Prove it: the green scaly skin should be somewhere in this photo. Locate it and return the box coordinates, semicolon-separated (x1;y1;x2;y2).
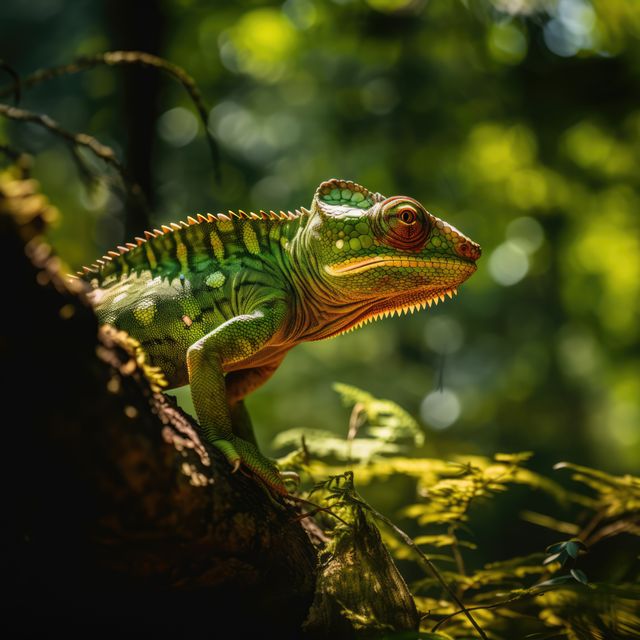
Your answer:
81;179;481;495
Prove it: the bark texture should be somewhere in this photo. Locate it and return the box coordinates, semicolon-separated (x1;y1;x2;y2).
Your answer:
0;171;317;636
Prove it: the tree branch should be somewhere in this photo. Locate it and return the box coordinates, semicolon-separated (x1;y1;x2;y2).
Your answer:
0;51;220;181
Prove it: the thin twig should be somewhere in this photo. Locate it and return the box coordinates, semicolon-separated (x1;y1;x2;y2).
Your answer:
0;51;220;181
370;509;489;640
584;517;640;548
0;142;31;179
0;102;148;214
448;524;467;599
0;103;117;169
431;588;548;632
67;144;99;192
287;494;352;528
578;508;607;543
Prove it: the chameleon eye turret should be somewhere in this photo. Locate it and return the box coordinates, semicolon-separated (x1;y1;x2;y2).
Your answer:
79;178;480;495
375;197;431;251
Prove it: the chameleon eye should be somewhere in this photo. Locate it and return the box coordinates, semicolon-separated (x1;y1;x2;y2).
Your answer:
380;200;430;251
398;208;417;225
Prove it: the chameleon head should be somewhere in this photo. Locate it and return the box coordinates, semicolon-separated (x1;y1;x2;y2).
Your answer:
304;179;481;313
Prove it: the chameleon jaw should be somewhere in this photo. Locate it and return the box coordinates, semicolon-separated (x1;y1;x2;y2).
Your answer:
326;286;459;339
354;287;457;325
324;255;476;277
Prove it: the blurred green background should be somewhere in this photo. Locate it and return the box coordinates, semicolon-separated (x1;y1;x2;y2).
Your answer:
2;0;639;476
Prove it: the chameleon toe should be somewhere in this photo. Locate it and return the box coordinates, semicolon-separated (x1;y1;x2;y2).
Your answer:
233;437;289;495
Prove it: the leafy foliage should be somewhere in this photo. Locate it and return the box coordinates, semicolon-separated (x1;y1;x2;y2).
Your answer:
553;462;640;523
280;388;640;639
273;382;424;463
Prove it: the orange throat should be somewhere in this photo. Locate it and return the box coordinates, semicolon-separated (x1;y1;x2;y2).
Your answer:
318;285;461;340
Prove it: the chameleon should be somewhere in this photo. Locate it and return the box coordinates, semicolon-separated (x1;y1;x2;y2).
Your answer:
80;179;481;495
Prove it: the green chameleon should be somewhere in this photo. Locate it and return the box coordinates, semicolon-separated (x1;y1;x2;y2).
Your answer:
81;179;481;494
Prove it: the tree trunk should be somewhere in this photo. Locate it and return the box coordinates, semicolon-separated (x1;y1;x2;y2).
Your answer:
0;170;317;636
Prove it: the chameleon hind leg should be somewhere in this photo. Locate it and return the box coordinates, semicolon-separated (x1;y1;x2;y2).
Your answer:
186;305;289;495
229;401;258;446
225;361;283;445
227;364;300;491
229;400;300;491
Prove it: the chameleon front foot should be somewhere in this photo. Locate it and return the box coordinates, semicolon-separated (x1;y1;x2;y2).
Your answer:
212;436;289;496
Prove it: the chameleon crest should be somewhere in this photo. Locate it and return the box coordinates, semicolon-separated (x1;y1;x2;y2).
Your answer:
83;179;481;494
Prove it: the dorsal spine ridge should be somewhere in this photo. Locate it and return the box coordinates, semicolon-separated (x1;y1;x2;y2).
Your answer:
77;207;310;276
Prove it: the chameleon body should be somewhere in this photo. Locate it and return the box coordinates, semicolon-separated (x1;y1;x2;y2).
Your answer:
82;179;481;494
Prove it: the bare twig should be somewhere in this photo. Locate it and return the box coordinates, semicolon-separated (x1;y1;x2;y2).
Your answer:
288;494;352;528
0;102;148;214
0;51;220;181
67;144;100;192
448;524;467;599
372;510;488;640
431;588;548;632
584;517;640;548
578;508;607;543
0;103;117;170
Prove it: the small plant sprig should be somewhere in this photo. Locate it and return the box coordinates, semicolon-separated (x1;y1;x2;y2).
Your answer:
538;538;589;587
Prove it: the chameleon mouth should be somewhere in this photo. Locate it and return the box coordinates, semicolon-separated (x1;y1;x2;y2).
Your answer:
342;287;459;334
325;255;475;276
315;286;460;341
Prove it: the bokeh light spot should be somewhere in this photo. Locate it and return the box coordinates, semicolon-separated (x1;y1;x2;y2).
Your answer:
366;0;424;14
221;9;298;82
506;217;544;254
488;22;528;64
489;242;529;286
251;176;291;207
158;107;198;147
421;389;461;430
282;0;318;30
543;0;596;57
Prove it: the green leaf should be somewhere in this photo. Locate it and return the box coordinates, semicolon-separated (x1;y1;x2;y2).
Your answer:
565;540;580;559
545;542;566;554
542;551;564;565
570;568;588;584
534;574;574;588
